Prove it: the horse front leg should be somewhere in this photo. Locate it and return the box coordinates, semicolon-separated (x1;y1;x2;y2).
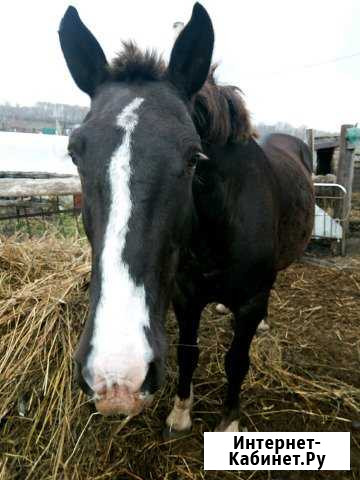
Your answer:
164;296;203;438
216;289;271;432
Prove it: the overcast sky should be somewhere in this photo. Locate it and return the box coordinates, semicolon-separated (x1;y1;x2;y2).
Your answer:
0;0;359;131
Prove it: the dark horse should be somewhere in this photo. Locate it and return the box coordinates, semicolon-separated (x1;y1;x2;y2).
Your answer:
59;3;314;433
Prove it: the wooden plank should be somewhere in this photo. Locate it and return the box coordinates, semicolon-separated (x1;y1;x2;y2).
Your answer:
0;199;53;208
314;139;339;150
335;124;355;231
0;171;77;179
0;177;81;197
306;129;316;172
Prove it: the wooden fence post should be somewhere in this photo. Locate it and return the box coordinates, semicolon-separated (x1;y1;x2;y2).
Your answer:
336;124;355;236
306;128;316;173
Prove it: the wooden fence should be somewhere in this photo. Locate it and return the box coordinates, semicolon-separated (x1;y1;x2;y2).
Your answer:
0;171;81;197
307;124;356;231
0;171;82;222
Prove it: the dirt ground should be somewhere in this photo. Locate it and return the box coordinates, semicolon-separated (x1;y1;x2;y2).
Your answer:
0;234;360;480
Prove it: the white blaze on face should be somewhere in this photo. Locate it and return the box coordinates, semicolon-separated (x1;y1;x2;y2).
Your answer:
86;97;153;394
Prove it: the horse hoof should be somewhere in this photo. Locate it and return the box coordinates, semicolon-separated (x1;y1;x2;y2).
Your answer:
215;419;239;432
256;319;270;334
215;420;248;432
162;426;191;440
215;304;230;315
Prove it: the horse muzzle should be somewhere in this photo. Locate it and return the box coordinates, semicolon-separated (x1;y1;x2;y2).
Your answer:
94;382;154;417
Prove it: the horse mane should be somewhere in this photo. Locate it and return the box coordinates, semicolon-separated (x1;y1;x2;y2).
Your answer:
192;66;255;144
109;42;255;144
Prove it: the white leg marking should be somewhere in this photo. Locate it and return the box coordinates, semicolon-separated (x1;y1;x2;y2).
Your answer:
166;384;194;432
223;420;240;432
87;97;153;392
215;304;230;315
215;420;247;432
257;318;270;332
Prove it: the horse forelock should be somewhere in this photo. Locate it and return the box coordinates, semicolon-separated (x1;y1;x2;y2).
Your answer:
108;41;166;83
107;43;255;146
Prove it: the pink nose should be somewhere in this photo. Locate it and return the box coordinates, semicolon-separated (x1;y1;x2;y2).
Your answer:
95;382;152;416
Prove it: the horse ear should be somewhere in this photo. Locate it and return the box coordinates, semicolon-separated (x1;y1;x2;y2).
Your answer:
59;6;109;97
167;3;214;98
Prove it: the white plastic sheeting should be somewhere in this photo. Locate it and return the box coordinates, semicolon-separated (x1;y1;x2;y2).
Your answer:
313;204;343;240
312;183;346;241
0;131;77;175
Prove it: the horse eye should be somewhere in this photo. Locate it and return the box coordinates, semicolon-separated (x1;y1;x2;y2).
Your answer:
188;152;208;169
196;152;208;162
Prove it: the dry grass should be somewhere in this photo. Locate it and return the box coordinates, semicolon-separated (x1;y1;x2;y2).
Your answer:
1;233;360;480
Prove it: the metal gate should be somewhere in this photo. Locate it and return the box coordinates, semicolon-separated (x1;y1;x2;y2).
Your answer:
312;182;348;255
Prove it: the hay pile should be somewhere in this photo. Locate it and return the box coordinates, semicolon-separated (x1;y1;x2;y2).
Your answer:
1;233;360;480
